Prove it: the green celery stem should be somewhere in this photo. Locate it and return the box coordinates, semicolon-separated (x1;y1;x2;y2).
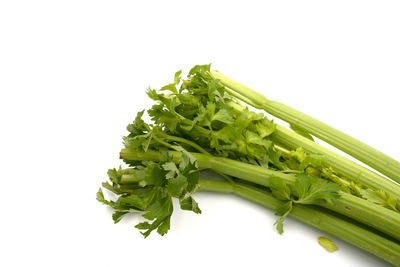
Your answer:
120;148;400;241
272;125;400;200
210;70;400;183
226;99;400;203
198;179;400;266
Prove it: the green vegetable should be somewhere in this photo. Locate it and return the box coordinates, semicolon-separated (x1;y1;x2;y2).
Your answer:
98;64;400;265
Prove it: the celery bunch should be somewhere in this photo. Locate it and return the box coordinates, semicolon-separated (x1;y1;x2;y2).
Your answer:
98;65;400;265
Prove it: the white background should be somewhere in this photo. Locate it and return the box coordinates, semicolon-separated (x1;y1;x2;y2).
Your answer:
1;1;399;266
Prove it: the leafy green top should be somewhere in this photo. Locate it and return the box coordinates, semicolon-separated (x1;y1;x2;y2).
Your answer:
270;174;341;234
97;146;201;238
145;64;282;169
